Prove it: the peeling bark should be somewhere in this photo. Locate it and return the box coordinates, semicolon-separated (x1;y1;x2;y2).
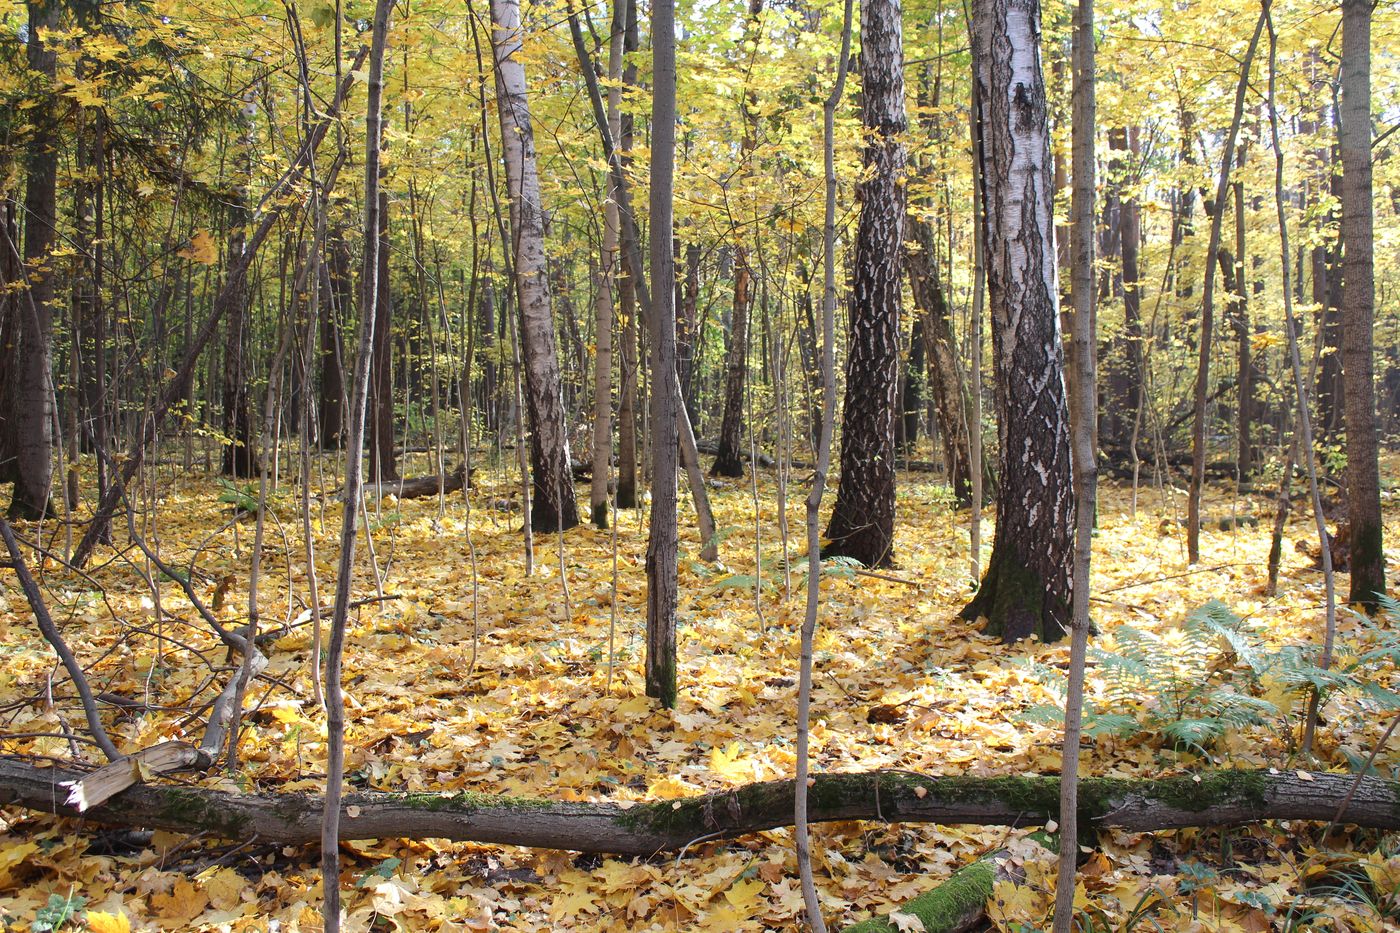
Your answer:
490;0;580;533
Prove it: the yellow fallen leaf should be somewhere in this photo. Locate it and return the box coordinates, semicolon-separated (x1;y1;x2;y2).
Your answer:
709;742;749;783
724;877;764;912
85;912;131;933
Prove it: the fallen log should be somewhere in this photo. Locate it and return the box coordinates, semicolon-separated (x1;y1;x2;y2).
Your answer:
1;761;1395;857
340;464;472;502
695;439;776;469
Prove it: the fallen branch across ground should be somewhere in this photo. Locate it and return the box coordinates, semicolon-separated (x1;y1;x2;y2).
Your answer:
1;759;1395;856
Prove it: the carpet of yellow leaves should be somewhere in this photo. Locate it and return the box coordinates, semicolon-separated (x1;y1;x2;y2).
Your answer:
0;453;1397;931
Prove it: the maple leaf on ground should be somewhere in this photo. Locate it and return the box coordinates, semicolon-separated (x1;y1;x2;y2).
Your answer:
84;912;131;933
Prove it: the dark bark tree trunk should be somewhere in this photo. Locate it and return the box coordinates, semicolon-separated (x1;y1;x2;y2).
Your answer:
0;200;20;488
369;186;398;482
646;0;680;708
4;0;61;518
491;0;580;533
476;273;499;436
220;199;260;479
897;315;924;452
711;0;764;479
904;214;972;506
1316;101;1345;442
823;0;906;569
679;241;700;426
711;250;751;477
613;0;640;510
318;229;350;449
1339;0;1385;608
1231;174;1256;478
961;0;1075;642
1101;126;1144;452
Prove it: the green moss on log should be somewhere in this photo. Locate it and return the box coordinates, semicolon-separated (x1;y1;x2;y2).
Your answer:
394;790;552;812
155;788;250;837
842;857;995;932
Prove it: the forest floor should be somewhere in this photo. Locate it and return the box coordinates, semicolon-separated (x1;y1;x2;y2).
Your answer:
1;450;1399;932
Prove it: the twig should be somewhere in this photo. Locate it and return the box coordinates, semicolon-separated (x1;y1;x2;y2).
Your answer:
853;568;921;587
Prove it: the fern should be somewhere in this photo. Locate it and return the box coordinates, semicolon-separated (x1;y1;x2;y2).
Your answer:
1021;601;1280;757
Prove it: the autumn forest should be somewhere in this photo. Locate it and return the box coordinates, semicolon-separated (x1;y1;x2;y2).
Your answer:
0;0;1398;927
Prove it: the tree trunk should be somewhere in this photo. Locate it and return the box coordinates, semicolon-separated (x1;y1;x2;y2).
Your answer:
1232;177;1255;478
613;0;640;510
646;0;680;708
1339;0;1385;609
5;758;1398;857
369;186;398;482
322;6;394;923
318;229;350;449
1101;126;1144;452
961;0;1075;643
823;0;906;569
220;183;260;480
897;314;924;452
1055;0;1096;921
904;214;972;506
1186;13;1264;564
712;251;751;477
490;0;579;533
1316;111;1345;442
588;11;623;529
0;200;20;489
4;0;61;518
679;242;701;425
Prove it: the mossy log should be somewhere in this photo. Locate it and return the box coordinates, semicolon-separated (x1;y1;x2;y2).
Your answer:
1;758;1397;856
841;853;1001;933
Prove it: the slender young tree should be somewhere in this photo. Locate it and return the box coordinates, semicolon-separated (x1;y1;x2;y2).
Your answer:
1339;0;1385;609
490;0;579;532
645;0;680;708
614;0;640;509
1055;0;1096;922
823;0;906;569
1263;0;1335;757
1186;12;1264;563
588;4;624;528
961;0;1075;642
795;2;853;927
322;4;393;925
